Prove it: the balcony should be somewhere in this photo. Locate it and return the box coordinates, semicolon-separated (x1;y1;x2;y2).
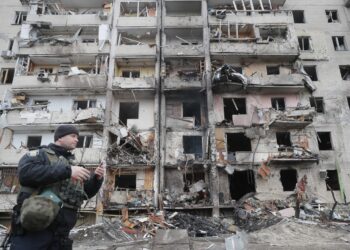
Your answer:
210;24;299;60
212;71;311;94
112;76;155;89
27;14;111;26
164;16;203;28
3;108;104;129
12;74;107;95
163;76;202;90
268;146;319;164
118;1;157;27
18;42;110;56
163;44;204;57
115;45;156;58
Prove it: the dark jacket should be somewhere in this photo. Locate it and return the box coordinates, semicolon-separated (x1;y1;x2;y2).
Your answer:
12;143;103;247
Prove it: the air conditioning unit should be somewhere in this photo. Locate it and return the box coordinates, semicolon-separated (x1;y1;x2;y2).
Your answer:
1;50;14;59
319;170;327;179
37;71;50;82
98;11;108;20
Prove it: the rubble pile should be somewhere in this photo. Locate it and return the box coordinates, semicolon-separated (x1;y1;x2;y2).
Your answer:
166;212;230;237
234;196;287;231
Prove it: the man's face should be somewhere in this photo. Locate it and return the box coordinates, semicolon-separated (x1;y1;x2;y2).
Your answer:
56;134;79;150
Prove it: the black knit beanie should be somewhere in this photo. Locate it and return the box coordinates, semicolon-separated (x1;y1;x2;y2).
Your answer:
54;125;79;141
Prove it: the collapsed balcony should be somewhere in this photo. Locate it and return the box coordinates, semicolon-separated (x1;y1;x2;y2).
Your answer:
12;55;108;94
163;58;203;90
163;28;204;57
253;106;316;129
26;1;112;25
113;59;156;89
210;24;299;59
115;29;157;58
18;24;111;54
164;1;202;27
212;64;316;94
268;145;319;164
107;127;155;166
118;1;157;27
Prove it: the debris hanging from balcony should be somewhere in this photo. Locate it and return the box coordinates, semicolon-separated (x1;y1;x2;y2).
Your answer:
212;64;248;87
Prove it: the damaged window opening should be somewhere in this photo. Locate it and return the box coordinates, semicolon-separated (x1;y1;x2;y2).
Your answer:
183;102;201;126
326;170;340;191
276;132;292;147
77;135;93;148
224;98;247;121
271;98;285;111
266;66;280;75
339;65;350;80
310;97;324;113
326;10;339;23
8;39;14;51
27;136;42;149
34;100;49;106
347;97;350;109
332;36;346;51
304;66;318;81
298;36;311;51
122;70;140;78
183;136;202;159
183;172;205;192
73;100;96;110
120;2;156;17
13;11;27;25
292;10;305;23
39;68;53;74
259;27;287;41
317;132;333;150
229;170;256;200
232;66;243;74
0;68;14;84
115;174;136;189
227;133;251;161
119;102;139;126
280;169;297;191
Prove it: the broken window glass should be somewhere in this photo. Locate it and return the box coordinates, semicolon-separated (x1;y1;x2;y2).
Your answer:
304;66;318;81
310;97;324;113
276;132;292;147
13;11;27;25
183;102;201;126
0;68;14;84
292;10;305;23
76;135;93;148
326;170;340;191
339;65;350;80
115;174;136;189
224;98;247;121
73;100;96;110
271;98;285;111
317;132;333;150
298;36;311;51
27;136;42;149
119;102;139;126
122;70;140;78
332;36;346;51
326;10;338;23
266;66;280;75
280;169;297;191
183;136;202;159
259;26;287;42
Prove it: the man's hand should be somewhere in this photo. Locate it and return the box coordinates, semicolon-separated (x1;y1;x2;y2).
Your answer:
71;166;91;182
94;163;105;180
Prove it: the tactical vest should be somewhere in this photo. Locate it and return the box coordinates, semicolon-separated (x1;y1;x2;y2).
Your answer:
35;148;87;209
43;148;88;209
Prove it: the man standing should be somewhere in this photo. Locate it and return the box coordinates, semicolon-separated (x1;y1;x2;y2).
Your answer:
10;125;105;250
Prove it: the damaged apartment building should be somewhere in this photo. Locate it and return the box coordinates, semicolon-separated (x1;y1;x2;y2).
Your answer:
0;0;350;222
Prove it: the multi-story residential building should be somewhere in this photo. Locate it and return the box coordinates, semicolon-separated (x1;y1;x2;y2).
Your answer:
0;0;349;223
